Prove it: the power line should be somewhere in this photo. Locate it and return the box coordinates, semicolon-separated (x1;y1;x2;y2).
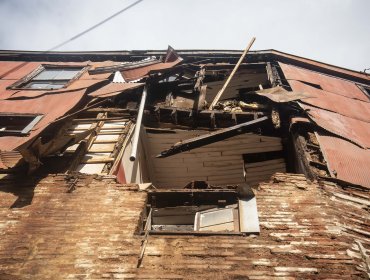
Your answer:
0;0;144;79
49;0;144;51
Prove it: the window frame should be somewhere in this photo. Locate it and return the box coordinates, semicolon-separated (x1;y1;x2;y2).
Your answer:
7;64;87;90
140;189;259;236
356;84;370;99
0;113;43;136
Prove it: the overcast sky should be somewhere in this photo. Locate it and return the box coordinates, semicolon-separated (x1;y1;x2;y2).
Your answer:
0;0;369;71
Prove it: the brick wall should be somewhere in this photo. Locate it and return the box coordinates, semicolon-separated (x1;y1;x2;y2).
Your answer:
0;173;368;279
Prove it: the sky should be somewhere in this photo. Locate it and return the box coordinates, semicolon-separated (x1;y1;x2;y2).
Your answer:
0;0;369;71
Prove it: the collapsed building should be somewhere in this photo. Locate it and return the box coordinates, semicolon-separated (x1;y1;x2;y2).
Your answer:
0;46;369;279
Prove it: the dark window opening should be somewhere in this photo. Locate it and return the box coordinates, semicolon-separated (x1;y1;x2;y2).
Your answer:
0;114;43;136
141;190;259;235
243;151;286;186
8;65;85;90
243;150;284;164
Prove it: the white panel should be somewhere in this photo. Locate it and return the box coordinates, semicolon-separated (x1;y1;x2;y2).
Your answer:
195;208;235;232
239;197;260;233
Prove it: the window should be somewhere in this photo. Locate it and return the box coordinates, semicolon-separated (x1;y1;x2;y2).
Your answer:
8;65;85;90
141;188;260;235
0;114;43;136
357;84;370;99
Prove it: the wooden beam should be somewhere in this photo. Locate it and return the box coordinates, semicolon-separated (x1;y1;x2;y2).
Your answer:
81;157;115;164
209;37;256;109
157;116;269;158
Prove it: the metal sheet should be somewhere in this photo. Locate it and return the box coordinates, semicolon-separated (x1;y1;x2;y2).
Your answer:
88;82;144;97
316;133;370;188
256;86;314;103
289;80;370;123
300;103;370;149
121;59;182;82
0;61;113;153
0;88;87;151
279;62;369;102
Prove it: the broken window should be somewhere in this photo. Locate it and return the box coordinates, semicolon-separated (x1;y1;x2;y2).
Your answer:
9;65;85;90
0;114;43;136
142;188;259;235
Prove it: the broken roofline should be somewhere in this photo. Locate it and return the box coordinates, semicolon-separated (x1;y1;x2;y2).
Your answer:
0;49;369;85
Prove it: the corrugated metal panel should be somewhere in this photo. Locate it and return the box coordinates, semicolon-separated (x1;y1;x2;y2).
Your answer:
0;88;87;151
279;62;369;101
316;133;370;188
0;61;109;153
289;80;370;123
281;62;370;188
299;103;370;149
121;59;182;82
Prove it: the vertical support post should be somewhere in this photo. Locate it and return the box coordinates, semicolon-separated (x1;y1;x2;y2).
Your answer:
130;85;147;161
209;37;256;109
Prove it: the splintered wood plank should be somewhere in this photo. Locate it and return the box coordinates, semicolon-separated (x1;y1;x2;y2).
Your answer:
89;143;116;153
81;152;114;164
97;129;124;135
82;157;114;164
95;134;120;143
101;122;126;129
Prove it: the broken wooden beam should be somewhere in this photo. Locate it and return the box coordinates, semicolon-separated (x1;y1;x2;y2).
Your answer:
156;116;269;158
209;37;256;109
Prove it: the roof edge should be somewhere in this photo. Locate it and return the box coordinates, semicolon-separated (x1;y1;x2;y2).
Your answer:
0;48;368;83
